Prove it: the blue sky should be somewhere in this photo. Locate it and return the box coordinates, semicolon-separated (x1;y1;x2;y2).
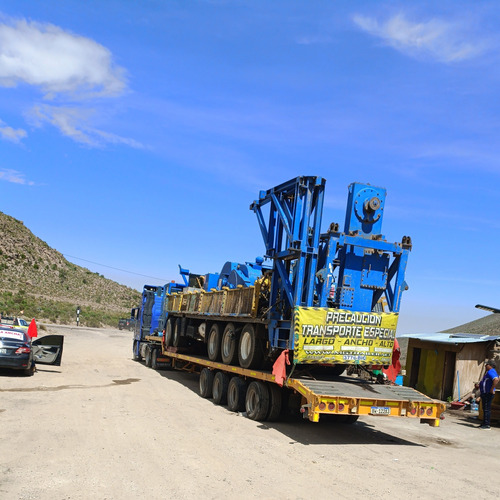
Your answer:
0;1;499;334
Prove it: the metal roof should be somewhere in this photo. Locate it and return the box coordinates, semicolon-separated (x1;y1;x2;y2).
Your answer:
397;332;500;345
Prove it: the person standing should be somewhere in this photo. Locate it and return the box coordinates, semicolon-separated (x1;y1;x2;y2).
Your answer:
479;360;499;430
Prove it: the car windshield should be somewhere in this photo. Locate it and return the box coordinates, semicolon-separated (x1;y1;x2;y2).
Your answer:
18;319;28;326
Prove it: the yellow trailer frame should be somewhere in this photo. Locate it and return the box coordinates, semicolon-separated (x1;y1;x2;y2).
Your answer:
145;336;446;426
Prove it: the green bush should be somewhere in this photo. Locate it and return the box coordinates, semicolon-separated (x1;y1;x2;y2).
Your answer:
0;290;128;328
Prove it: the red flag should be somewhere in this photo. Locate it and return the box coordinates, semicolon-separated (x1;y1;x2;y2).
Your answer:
27;318;38;338
382;339;401;383
272;349;290;387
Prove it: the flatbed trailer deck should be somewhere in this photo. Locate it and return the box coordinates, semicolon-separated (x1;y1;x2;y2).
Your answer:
145;335;446;426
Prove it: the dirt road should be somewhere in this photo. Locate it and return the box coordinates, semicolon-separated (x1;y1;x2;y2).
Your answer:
0;325;498;499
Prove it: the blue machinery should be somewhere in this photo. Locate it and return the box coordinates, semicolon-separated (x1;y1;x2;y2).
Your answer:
135;176;411;361
250;176;411;350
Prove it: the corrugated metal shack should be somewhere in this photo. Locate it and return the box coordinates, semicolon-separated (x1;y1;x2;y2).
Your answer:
400;333;500;401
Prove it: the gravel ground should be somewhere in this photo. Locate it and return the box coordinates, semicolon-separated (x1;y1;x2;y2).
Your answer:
0;325;498;500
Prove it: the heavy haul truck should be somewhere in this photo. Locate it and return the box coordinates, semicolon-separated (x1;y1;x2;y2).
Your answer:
133;176;446;425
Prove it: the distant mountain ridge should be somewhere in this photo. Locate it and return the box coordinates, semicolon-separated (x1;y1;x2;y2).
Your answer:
0;211;140;327
442;313;500;335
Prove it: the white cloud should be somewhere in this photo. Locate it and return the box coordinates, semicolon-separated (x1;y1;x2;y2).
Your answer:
0;19;126;98
353;13;485;63
0;168;34;185
0;16;141;148
0;119;27;143
27;104;143;148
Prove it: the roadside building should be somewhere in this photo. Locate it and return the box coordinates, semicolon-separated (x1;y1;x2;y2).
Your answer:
400;333;500;401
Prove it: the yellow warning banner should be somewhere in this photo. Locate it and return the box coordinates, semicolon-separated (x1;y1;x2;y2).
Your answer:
293;307;398;365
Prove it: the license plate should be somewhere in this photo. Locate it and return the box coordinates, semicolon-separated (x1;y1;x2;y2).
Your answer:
0;348;7;354
371;406;390;415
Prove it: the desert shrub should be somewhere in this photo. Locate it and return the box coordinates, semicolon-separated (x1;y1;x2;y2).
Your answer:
0;290;126;328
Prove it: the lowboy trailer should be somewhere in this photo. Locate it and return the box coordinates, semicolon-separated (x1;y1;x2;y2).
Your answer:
134;176;446;426
143;335;445;425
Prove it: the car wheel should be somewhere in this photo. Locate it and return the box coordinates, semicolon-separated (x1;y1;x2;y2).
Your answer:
24;362;35;377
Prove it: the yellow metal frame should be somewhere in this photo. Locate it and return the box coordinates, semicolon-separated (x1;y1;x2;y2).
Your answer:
286;379;445;425
151;342;446;426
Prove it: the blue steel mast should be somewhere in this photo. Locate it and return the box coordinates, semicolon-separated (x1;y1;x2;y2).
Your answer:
251;176;412;354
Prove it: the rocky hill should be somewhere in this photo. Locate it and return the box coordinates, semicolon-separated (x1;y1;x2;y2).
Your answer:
0;211;140;327
442;313;500;335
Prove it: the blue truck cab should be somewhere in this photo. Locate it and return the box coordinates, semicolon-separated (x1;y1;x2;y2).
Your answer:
132;282;184;360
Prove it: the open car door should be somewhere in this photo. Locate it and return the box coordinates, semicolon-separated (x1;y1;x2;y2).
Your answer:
32;335;64;366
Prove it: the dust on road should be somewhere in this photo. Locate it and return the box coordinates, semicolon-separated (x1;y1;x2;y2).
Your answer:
0;325;498;499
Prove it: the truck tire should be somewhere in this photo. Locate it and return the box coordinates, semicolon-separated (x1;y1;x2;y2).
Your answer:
221;323;239;365
132;340;142;361
238;324;263;369
165;318;174;347
199;368;214;398
246;381;270;421
145;346;152;367
173;318;184;348
153;348;172;371
227;377;247;412
212;371;230;405
266;383;283;421
151;348;159;370
207;324;222;361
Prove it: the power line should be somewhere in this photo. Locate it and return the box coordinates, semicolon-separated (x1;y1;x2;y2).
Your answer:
63;254;168;282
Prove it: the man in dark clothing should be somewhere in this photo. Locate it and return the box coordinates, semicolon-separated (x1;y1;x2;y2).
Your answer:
479;360;499;430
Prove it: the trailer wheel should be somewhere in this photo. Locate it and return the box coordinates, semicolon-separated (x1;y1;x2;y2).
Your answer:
132;340;142;361
212;371;230;405
153;349;172;371
227;377;247;412
165;318;174;347
245;381;270;421
266;383;283;421
145;346;152;367
151;348;159;370
199;368;215;398
238;324;263;369
207;324;222;361
221;323;239;365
